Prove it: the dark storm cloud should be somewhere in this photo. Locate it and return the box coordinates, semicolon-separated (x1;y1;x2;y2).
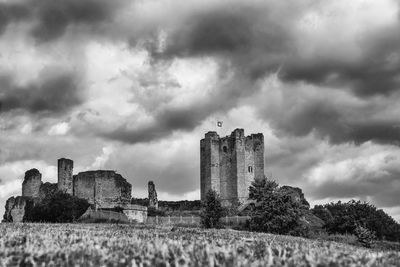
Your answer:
0;0;123;42
0;68;83;114
282;28;400;97
102;97;228;144
271;99;400;145
0;2;30;34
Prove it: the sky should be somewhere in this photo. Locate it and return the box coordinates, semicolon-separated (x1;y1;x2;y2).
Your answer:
0;0;400;222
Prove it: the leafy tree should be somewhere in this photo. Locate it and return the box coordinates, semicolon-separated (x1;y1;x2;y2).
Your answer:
312;200;400;242
247;179;308;236
200;190;224;228
248;178;279;202
26;191;90;223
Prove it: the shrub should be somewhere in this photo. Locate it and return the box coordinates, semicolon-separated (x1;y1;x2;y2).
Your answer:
355;225;376;248
26;191;89;223
200;190;224;228
148;207;166;217
247;179;309;236
312;200;400;242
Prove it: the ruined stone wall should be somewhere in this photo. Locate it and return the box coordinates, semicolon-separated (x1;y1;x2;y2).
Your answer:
148;181;158;209
22;169;42;198
3;196;33;222
58;158;73;194
73;170;132;209
73;173;95;203
122;204;148;223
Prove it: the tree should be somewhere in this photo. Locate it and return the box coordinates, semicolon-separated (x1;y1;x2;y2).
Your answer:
312;200;400;242
200;190;224;228
247;179;308;236
26;191;90;223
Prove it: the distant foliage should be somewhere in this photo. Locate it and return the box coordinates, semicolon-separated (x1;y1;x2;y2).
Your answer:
200;190;224;228
131;198;202;216
26;191;90;223
147;207;166;217
312;200;400;242
247;179;309;236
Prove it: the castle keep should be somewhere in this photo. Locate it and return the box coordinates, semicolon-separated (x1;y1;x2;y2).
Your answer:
200;129;264;205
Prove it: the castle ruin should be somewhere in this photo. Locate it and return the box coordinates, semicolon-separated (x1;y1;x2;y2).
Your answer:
200;129;264;205
3;158;147;223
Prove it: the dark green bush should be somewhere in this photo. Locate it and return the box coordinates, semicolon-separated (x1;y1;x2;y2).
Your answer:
147;207;166;217
200;190;224;229
247;179;309;237
26;191;89;223
312;200;400;242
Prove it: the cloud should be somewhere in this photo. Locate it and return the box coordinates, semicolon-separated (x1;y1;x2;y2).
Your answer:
0;0;124;42
0;66;83;114
305;142;400;209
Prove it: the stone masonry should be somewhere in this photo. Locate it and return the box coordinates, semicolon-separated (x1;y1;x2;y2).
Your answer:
58;158;74;194
148;181;158;209
22;169;42;198
73;170;132;209
200;129;264;205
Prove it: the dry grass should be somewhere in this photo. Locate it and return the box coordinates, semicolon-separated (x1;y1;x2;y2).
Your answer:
0;223;399;266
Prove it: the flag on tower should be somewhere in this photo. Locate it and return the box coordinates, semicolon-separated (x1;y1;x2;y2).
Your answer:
217;121;223;127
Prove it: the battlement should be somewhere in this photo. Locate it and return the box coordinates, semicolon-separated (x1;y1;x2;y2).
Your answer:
204;131;219;139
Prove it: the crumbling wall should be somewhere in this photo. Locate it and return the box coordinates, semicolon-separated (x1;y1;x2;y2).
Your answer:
2;196;34;222
22;169;42;198
58;158;73;194
73;170;132;209
122;204;148;223
148;181;158;209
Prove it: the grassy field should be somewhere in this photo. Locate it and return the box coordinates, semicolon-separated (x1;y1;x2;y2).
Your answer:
1;223;399;266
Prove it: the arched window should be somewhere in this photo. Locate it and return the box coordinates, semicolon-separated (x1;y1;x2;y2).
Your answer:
248;166;253;173
223;146;227;153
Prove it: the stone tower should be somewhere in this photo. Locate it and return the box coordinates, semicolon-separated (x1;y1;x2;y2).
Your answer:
22;168;42;198
200;129;264;205
58;158;73;194
148;181;158;209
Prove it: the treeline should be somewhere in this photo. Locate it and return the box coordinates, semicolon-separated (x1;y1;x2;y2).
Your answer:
131;198;201;215
312;200;400;242
201;178;400;245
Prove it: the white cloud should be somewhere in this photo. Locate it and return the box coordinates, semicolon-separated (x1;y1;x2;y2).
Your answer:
48;122;70;136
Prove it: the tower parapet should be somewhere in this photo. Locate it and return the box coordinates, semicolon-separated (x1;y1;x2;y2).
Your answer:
22;168;42;198
58;158;73;194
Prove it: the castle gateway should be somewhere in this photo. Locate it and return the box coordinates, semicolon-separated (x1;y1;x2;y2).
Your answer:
200;129;264;205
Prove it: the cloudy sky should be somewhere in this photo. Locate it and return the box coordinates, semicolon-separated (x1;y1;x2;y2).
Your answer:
1;0;400;221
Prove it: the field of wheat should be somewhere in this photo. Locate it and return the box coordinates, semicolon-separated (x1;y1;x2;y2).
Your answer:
0;223;399;266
